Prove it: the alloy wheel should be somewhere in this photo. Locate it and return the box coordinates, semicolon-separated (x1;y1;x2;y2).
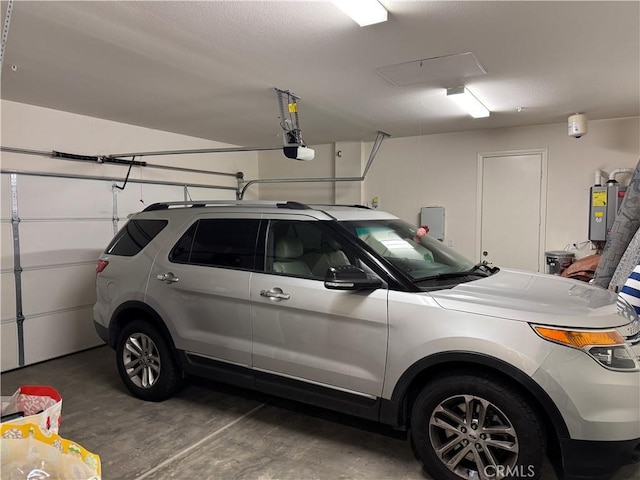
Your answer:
122;333;162;389
429;394;519;480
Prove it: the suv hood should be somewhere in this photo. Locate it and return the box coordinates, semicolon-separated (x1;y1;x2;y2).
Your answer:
429;268;627;328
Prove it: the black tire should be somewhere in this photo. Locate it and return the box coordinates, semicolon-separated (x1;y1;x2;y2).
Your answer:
116;320;182;401
410;371;545;480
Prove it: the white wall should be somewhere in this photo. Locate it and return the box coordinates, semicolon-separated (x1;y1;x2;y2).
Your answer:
363;117;639;261
258;117;639;263
256;141;366;204
1;100;259;371
256;144;335;203
1;100;258;191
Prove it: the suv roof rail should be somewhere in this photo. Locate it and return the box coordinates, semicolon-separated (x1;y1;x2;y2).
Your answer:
276;201;311;210
142;200;312;212
312;203;371;210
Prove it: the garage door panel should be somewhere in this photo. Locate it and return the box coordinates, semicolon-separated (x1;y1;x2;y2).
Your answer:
19;221;112;267
1;223;14;270
1;173;233;368
1;176;12;219
22;265;96;317
1;321;19;372
17;177;113;219
23;308;103;366
1;272;16;321
117;184;183;219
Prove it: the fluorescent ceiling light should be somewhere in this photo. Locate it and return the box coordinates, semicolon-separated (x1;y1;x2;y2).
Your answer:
446;86;490;118
332;0;388;27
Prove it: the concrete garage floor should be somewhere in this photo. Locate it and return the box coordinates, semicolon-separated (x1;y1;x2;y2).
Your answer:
2;346;638;480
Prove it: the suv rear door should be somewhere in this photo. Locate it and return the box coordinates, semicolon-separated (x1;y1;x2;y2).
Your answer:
250;217;388;398
145;213;261;367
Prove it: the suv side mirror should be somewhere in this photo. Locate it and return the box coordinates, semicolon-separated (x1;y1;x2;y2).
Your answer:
324;265;383;291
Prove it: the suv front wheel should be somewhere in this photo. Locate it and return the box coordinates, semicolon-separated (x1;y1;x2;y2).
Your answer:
116;320;182;401
410;371;545;480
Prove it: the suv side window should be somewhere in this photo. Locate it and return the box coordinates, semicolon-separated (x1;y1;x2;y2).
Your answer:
266;220;354;279
169;219;261;270
105;219;168;256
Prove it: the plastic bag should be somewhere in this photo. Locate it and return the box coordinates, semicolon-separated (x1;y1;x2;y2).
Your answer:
1;422;101;479
1;386;62;435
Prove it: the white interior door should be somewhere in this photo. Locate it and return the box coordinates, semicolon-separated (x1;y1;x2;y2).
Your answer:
479;152;545;272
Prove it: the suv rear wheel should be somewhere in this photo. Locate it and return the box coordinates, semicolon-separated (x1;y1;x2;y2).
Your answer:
410;372;544;480
116;320;182;401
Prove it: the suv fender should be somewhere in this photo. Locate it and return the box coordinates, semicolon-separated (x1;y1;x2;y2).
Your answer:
380;351;570;440
108;301;177;354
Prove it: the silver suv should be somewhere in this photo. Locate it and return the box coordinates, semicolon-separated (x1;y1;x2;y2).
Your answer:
93;201;640;480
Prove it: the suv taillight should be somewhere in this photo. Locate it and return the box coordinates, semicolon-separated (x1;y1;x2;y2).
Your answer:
96;260;109;274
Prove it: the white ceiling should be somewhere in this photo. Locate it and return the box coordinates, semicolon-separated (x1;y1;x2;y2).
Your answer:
1;1;639;147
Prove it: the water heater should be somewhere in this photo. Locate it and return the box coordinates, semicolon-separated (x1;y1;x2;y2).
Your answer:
589;183;627;241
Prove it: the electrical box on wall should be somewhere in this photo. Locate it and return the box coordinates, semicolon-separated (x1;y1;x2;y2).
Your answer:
420;206;445;241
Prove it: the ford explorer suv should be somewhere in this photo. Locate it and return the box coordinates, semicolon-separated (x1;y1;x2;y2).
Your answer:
93;200;640;480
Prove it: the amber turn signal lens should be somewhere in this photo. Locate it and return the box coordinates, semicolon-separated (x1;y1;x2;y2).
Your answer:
533;326;624;348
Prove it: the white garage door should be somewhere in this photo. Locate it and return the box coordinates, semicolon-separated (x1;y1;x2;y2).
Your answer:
1;172;234;371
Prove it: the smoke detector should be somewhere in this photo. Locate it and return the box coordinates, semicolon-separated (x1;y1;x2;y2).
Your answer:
568;113;587;138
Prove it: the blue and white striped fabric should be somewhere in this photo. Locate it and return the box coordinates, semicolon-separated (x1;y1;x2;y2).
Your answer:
618;262;640;316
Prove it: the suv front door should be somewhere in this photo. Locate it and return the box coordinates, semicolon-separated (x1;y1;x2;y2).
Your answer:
250;218;388;398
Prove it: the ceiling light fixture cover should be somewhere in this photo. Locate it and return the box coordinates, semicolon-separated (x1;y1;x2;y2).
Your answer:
446;86;490;118
331;0;388;27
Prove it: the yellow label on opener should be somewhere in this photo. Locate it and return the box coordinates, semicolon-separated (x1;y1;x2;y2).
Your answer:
288;102;298;113
592;191;606;207
595;211;604;218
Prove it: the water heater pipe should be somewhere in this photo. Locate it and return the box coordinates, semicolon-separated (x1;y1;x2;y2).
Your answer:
609;168;634;181
594;170;604;186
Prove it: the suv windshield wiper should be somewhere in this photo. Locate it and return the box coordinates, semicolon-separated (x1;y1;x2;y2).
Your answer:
471;262;499;275
415;263;498;282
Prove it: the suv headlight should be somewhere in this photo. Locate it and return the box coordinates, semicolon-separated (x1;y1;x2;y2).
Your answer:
532;325;640;371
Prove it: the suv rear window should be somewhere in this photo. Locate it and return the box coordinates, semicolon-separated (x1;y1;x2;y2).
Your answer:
105;219;168;256
169;219;261;270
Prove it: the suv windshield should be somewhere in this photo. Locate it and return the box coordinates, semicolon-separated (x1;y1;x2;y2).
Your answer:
341;219;487;283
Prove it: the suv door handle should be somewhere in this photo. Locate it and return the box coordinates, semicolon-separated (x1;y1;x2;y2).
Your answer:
157;272;180;284
260;288;290;301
